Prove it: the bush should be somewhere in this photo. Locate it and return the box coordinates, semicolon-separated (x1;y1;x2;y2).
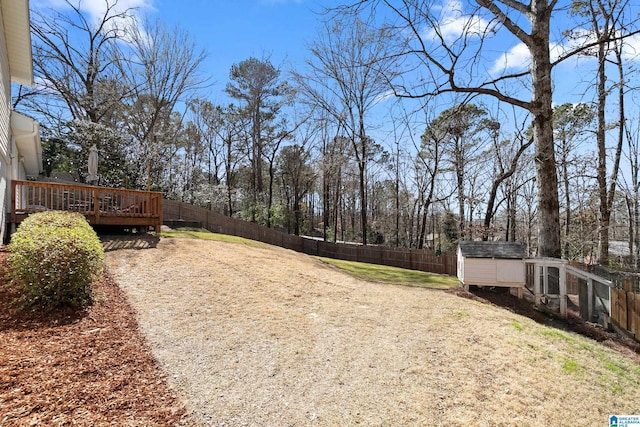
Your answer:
8;211;104;309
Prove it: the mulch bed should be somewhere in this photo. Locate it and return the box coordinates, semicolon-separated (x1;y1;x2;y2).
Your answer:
0;251;189;426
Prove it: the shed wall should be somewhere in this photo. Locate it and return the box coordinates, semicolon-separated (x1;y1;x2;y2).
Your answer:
496;259;525;284
463;258;497;284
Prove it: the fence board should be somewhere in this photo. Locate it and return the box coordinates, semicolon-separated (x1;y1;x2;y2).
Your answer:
635;293;640;339
612;288;620;325
613;288;628;330
630;291;638;338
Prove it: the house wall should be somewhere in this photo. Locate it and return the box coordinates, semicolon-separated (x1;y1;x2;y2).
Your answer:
0;7;10;242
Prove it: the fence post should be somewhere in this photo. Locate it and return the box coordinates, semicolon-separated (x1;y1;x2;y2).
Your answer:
587;279;593;321
559;264;567;317
534;264;541;306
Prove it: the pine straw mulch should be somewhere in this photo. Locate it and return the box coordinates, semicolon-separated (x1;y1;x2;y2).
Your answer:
0;250;189;427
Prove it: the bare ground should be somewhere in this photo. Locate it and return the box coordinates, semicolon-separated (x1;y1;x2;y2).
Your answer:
103;236;640;427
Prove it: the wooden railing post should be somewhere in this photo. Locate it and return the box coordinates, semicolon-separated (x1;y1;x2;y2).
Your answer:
11;180;17;224
93;190;100;222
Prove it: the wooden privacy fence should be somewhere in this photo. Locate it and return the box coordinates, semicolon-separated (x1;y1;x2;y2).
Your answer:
163;200;457;276
611;286;640;340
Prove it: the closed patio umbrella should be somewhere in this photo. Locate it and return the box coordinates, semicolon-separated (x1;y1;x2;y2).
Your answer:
87;144;98;183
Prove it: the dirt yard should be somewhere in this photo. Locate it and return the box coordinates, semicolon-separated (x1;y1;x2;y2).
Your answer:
103;236;640;426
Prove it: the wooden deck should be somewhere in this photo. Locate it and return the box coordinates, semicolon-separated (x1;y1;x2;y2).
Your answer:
11;180;163;231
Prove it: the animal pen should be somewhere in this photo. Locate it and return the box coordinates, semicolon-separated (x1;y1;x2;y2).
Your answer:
458;241;637;340
524;259;631;333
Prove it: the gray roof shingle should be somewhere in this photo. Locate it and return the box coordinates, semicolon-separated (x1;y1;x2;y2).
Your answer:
458;241;525;259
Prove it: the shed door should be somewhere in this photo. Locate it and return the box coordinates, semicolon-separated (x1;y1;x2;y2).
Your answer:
496;259;524;283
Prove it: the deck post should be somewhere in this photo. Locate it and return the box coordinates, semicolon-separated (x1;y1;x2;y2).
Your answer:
11;180;17;224
93;189;100;223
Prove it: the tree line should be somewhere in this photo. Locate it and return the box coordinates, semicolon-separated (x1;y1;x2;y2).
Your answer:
14;0;640;267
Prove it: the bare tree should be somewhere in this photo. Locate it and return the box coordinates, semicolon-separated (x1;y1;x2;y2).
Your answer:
582;0;626;264
481;126;534;240
553;103;596;257
415;118;445;249
337;0;639;257
216;105;250;216
24;0;135;125
294;15;400;245
122;18;207;189
622;113;640;266
278;143;316;235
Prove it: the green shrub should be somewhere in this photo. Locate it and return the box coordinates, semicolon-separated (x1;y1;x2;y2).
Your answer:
8;211;104;309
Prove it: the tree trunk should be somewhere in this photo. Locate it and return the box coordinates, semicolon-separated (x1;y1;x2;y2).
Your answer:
596;29;609;264
359;162;367;245
531;0;561;258
455;141;465;240
562;146;571;258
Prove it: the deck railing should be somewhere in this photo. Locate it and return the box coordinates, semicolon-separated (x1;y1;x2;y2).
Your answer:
11;180;163;230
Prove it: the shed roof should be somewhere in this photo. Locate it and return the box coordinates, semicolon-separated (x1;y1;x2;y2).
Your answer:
458;241;525;259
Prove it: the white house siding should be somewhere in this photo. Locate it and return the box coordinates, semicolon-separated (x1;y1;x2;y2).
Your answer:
0;7;9;162
0;7;10;242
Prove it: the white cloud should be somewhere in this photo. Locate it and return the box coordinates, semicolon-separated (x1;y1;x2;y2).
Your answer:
621;34;640;60
490;43;531;74
373;89;394;105
489;42;565;75
425;0;493;42
81;0;154;20
34;0;154;37
550;28;640;66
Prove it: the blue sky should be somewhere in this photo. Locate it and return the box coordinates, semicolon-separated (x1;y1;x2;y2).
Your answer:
31;0;336;101
150;0;329;96
30;0;640;129
31;0;640;103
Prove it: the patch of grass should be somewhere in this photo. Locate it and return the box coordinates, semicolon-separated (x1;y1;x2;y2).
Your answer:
604;361;625;376
536;328;575;343
454;310;470;319
162;229;270;249
316;257;459;289
510;321;524;331
562;358;580;374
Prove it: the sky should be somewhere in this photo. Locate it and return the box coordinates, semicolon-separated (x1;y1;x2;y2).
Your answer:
29;0;640;126
135;0;337;100
31;0;640;99
30;0;339;101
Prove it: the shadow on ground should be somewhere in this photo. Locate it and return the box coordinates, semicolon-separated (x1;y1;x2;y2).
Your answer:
101;233;160;252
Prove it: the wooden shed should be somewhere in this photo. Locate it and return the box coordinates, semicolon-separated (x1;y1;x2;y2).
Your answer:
457;241;526;298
